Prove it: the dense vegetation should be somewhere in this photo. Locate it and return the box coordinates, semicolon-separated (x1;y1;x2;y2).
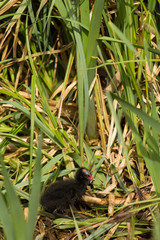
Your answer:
0;0;160;239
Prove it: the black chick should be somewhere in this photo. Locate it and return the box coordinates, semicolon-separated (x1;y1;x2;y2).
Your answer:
40;167;93;218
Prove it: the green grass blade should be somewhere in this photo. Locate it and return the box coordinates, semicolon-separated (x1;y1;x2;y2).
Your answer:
86;0;104;67
0;157;26;240
148;0;156;12
73;19;89;144
70;206;83;240
29;74;36;189
26;0;42;52
85;222;116;240
85;0;104;139
26;134;42;240
41;153;65;176
80;0;89;53
77;49;85;156
0;190;14;240
65;0;89;154
55;0;73;37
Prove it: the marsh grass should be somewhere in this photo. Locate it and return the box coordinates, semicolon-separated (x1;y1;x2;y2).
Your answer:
0;0;160;239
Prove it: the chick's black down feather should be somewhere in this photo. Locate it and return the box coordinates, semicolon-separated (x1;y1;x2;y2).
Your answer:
40;167;93;213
